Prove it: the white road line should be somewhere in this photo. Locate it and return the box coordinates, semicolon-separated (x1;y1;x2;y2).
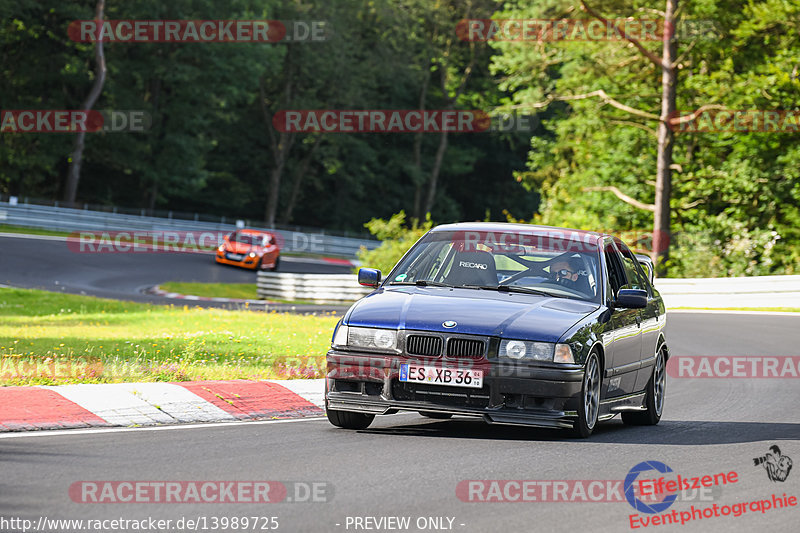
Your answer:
0;416;329;439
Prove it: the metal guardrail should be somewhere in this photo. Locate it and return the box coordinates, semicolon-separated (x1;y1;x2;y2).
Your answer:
257;272;372;304
0;201;378;258
255;272;800;308
654;275;800;308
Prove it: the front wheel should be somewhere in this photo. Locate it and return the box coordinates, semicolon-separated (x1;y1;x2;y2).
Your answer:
622;344;666;426
270;255;280;271
571;351;601;438
326;409;374;430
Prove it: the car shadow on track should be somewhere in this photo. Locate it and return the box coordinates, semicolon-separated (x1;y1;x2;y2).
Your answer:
355;417;800;444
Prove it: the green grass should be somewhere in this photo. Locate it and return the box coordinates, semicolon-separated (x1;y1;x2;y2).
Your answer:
0;224;71;237
0;287;339;385
159;282;258;300
670;307;800;313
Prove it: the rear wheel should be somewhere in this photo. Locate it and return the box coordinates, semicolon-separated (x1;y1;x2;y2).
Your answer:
571;351;601;438
419;412;452;419
622;344;666;426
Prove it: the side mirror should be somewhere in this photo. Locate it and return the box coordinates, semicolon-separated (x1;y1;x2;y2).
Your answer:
358;268;381;288
615;289;647;309
635;253;655;283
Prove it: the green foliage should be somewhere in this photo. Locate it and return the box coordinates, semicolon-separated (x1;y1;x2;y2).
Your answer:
491;0;800;277
356;211;434;274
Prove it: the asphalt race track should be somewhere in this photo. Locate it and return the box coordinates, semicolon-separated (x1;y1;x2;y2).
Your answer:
1;311;799;532
0;233;351;309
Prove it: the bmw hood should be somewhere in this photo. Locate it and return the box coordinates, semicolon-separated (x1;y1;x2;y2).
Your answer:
344;286;600;343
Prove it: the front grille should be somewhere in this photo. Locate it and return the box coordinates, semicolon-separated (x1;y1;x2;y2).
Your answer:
392;381;490;409
447;338;485;358
406;335;443;357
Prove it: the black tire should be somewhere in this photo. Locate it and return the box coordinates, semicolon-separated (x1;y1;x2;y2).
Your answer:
419;412;452;419
270;255;280;271
571;351;601;438
622;344;666;426
326;409;374;430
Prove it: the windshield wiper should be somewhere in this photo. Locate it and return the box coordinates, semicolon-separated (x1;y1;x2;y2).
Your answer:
388;280;454;287
460;284;554;297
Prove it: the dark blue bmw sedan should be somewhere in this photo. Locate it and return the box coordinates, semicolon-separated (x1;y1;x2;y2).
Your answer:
325;222;668;438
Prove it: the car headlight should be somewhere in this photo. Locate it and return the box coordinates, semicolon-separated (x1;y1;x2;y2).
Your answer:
332;325;398;352
248;252;257;257
218;245;225;252
499;339;554;361
498;340;575;363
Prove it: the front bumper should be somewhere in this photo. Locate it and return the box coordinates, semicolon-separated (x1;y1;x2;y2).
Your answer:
326;349;585;429
215;252;259;269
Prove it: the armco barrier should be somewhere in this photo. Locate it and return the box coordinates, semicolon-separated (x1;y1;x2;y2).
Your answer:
254;272;800;308
257;272;372;304
654;275;800;308
0;201;377;258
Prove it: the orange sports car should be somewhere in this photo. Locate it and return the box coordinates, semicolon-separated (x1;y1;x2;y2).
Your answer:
215;229;280;271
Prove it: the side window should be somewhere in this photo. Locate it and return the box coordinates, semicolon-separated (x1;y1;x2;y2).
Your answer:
604;244;625;296
617;244;647;291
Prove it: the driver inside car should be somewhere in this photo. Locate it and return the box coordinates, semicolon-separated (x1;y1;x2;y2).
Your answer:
549;254;591;295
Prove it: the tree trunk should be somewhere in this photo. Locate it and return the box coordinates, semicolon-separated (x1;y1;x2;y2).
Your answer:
423;129;449;215
63;0;106;206
652;0;678;275
411;63;431;220
281;135;322;224
262;45;295;226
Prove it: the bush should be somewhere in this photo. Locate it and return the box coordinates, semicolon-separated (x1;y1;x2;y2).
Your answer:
355;211;434;274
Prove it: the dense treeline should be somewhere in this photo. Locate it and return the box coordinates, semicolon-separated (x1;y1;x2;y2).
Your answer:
492;0;800;276
0;0;536;232
1;0;798;276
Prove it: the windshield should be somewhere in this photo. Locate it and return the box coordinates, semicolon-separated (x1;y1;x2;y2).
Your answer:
386;229;602;302
229;232;263;246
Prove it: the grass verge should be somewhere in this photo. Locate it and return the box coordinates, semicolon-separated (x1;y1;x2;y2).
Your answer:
0;224;70;237
159;282;258;300
0;287;338;385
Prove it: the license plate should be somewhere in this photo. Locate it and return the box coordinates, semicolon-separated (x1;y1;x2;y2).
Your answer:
227;253;244;261
399;364;483;389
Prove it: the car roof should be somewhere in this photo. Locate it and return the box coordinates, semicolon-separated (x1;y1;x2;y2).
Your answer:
234;229;272;236
429;222;606;245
